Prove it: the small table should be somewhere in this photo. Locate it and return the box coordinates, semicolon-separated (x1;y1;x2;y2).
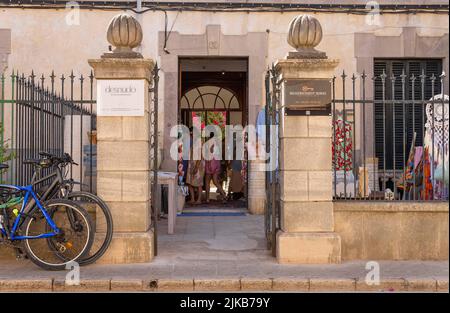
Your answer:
152;171;178;234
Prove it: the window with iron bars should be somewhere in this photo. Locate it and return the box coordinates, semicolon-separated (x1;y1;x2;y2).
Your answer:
374;59;443;170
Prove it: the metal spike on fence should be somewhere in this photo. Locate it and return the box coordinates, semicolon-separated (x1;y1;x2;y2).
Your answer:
361;70;367;80
430;73;436;83
400;69;406;83
390;72;396;84
380;69;387;82
420;69;426;83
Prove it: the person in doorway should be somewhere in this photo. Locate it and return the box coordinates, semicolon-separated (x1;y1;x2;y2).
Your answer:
230;159;244;200
186;126;205;204
205;136;227;204
186;157;205;205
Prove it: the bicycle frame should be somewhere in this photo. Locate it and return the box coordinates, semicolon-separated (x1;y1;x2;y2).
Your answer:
32;166;66;201
0;184;60;240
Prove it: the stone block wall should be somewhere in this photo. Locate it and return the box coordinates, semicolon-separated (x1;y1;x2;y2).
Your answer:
334;201;449;260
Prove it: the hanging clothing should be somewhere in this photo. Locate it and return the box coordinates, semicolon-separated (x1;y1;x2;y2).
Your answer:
186;159;205;187
424;94;449;199
205;159;221;175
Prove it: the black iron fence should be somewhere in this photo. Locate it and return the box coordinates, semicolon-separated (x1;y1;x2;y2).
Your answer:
264;66;281;256
332;70;449;201
0;71;97;193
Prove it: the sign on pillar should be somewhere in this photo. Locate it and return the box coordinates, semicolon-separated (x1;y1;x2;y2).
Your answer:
97;80;145;116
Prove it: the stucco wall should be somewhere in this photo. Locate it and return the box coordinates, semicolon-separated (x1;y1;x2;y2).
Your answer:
0;9;448;141
334;201;449;260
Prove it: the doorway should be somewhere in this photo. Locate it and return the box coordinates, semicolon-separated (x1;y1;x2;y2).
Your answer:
178;57;248;212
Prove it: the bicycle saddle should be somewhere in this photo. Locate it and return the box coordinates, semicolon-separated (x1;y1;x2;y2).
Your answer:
0;164;8;170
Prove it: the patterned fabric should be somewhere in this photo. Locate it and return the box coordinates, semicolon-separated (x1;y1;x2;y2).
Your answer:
403;146;434;200
205;159;221;175
332;118;353;171
186;160;205;187
424;94;449;200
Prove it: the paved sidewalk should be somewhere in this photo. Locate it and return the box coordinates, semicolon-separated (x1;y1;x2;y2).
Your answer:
0;215;448;292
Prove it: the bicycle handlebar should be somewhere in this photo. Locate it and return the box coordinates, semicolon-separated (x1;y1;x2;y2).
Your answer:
38;151;79;167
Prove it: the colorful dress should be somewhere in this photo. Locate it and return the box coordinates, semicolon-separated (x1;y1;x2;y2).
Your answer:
205;158;221;175
186;160;205;187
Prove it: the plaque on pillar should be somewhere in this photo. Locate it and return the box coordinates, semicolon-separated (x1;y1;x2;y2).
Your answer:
284;79;331;115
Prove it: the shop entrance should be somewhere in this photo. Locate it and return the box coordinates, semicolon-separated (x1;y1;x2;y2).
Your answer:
178;57;248;212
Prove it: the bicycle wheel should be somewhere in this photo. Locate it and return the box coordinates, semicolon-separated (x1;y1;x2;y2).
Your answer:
67;191;113;265
22;199;94;271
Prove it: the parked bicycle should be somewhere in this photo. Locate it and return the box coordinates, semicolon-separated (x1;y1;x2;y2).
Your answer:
0;162;94;271
0;151;113;269
27;151;113;266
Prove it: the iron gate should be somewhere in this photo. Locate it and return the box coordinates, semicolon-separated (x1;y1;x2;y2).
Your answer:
264;65;281;256
149;64;160;256
0;70;97;193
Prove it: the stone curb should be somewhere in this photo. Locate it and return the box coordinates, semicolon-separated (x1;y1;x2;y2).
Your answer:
0;278;447;292
0;279;53;292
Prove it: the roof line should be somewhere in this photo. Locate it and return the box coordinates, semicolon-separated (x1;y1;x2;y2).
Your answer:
0;1;448;14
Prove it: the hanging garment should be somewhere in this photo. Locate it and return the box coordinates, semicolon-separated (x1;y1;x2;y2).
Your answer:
424;94;449;199
332;117;353;171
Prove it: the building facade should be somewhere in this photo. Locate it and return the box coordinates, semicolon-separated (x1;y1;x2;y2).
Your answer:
0;1;449;263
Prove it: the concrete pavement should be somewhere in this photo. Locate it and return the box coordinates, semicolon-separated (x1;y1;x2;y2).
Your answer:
0;215;448;292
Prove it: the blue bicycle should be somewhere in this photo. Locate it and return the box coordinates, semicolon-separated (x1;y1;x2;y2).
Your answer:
0;161;94;271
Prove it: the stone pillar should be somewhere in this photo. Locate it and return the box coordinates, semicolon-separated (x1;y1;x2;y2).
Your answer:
275;15;341;264
88;14;154;264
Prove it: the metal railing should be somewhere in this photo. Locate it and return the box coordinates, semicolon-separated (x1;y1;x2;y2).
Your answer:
0;71;97;193
332;70;448;201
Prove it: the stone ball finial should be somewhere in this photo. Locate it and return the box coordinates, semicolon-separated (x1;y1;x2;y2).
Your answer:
287;15;326;59
104;13;143;58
